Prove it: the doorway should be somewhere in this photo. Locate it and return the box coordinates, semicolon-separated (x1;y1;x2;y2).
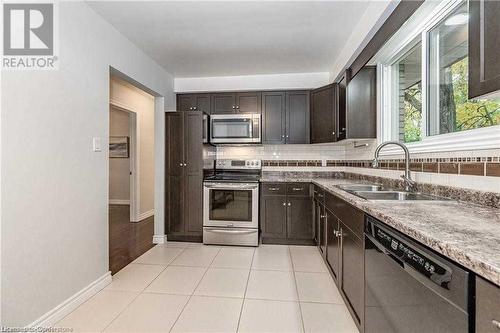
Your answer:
108;75;156;274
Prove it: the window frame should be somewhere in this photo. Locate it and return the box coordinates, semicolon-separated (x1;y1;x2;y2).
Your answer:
376;0;500;156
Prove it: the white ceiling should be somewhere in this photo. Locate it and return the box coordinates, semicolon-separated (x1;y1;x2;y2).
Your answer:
87;1;372;78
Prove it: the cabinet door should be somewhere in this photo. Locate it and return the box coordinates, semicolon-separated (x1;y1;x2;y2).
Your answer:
262;92;286;144
185;174;202;234
311;84;336;143
195;94;211;114
476;276;500;333
336;78;347;140
346;66;376;139
236;92;261;114
314;200;321;246
326;210;340;279
177;94;196;111
469;0;500;98
286;196;313;240
319;204;327;255
341;223;364;323
166;175;184;234
165;112;184;177
211;93;236;114
286;91;310;144
261;196;287;239
184;111;203;235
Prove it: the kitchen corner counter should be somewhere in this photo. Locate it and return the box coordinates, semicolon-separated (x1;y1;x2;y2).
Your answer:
261;175;500;286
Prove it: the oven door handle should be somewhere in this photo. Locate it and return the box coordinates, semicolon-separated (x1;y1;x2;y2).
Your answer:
204;184;259;190
205;229;257;235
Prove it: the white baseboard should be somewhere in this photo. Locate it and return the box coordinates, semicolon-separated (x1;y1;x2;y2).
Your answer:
109;199;130;205
152;234;166;244
28;271;112;328
136;209;154;222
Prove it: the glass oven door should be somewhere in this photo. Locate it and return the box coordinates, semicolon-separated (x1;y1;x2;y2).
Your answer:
203;183;259;228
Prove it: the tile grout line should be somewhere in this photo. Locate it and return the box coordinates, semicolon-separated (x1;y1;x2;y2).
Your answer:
168;246;222;333
100;246;188;332
289;246;307;333
236;247;256;332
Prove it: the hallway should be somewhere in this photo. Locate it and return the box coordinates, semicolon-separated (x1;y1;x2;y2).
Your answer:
109;205;155;274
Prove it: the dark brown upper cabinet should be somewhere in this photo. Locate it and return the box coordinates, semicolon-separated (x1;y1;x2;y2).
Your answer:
311;84;336;143
262;91;309;144
236;92;262;113
469;0;500;99
177;94;210;113
286;91;310;144
346;66;377;139
262;92;286;144
210;92;262;114
165;111;204;240
211;93;236;114
337;77;347;140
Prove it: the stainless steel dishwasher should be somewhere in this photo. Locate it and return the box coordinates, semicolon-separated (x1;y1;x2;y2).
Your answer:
364;215;472;333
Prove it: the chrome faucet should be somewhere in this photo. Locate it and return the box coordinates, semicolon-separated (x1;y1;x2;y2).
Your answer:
372;141;417;192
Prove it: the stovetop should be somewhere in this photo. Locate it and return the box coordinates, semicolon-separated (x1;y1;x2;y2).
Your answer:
203;173;261;183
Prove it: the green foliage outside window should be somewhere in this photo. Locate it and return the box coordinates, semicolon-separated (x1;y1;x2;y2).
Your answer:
403;82;422;143
449;57;500;132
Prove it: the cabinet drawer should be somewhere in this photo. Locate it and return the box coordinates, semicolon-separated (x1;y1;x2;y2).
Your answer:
476;276;500;333
262;183;286;196
286;183;310;196
313;185;325;203
325;191;364;238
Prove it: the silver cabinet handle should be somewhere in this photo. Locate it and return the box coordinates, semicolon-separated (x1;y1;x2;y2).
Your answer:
332;131;335;135
193;107;197;110
268;187;280;191
286;135;289;138
318;194;324;198
292;187;303;191
232;105;235;109
184;163;187;166
283;202;286;206
282;135;285;138
179;163;183;166
320;215;326;219
236;105;239;109
288;202;291;206
492;320;500;329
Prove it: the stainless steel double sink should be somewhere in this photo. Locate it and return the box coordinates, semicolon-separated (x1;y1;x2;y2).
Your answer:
336;184;449;201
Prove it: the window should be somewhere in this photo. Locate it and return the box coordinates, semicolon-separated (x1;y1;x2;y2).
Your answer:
428;2;500;136
392;42;422;143
380;0;500;151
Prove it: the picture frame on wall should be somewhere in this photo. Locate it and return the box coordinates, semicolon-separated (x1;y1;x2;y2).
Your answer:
109;136;129;158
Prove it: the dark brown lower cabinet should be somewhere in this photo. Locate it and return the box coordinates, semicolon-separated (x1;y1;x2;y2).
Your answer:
261;195;287;239
165;111;204;241
326;209;340;279
476;276;500;333
261;182;313;245
340;222;364;324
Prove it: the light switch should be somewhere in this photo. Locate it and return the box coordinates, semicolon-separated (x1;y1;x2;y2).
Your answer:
93;137;102;152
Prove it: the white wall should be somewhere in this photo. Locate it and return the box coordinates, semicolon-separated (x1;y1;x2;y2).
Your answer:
110;78;155;216
175;72;330;92
1;1;174;326
329;0;398;82
109;108;131;203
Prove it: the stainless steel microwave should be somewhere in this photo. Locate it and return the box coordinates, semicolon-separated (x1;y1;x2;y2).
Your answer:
210;114;261;144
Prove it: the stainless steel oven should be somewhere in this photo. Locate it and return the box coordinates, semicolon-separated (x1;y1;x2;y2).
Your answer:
203;159;261;246
209;114;261;144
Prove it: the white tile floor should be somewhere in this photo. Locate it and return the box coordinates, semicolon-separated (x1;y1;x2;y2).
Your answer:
56;243;359;333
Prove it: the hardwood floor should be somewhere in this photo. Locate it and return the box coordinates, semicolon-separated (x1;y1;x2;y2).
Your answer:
109;204;155;275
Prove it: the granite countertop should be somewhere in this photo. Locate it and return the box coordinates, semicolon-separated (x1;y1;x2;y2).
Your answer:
261;175;500;286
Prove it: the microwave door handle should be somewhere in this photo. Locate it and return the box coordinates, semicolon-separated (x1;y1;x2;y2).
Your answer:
249;119;253;138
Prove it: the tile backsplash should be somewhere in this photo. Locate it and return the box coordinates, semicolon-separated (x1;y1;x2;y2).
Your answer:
216;143;500;193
